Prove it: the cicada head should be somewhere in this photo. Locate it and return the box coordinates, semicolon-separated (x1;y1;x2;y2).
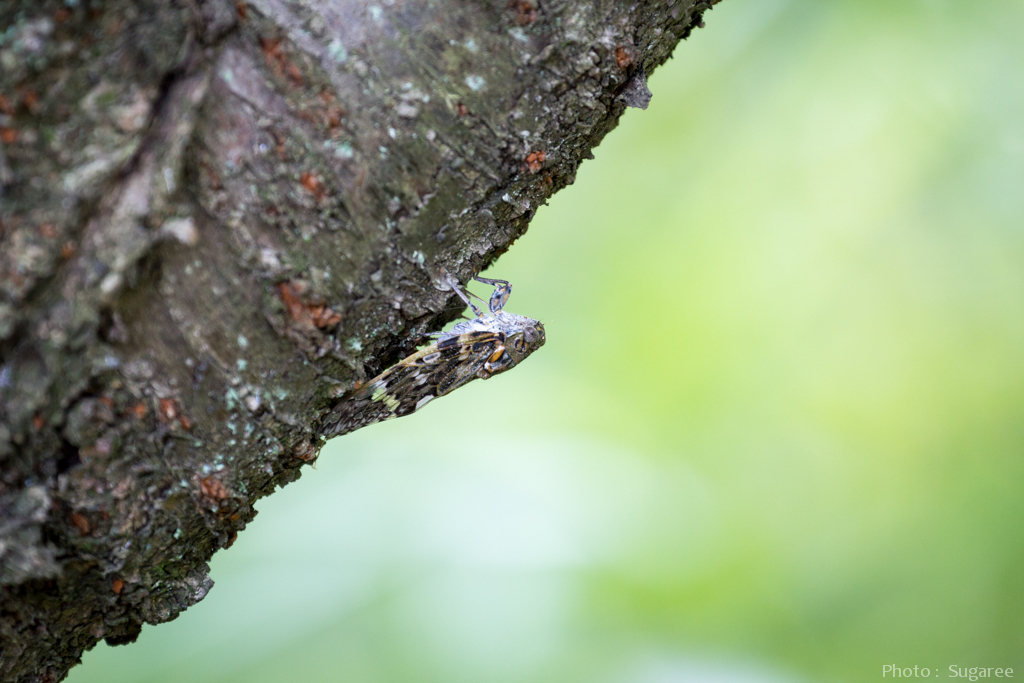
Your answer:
506;319;545;364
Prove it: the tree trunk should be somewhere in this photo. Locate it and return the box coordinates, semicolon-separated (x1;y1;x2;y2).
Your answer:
0;0;716;679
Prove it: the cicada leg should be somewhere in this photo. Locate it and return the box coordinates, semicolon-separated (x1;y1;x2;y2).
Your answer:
442;271;487;319
473;276;512;314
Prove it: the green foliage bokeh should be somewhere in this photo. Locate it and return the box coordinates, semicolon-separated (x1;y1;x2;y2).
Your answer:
71;1;1024;681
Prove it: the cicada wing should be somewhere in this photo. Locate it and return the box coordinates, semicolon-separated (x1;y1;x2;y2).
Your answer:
322;331;506;437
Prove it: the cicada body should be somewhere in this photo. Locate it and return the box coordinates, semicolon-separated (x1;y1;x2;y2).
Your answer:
322;275;545;437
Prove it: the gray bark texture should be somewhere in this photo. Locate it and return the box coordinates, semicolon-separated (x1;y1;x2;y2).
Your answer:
0;0;716;679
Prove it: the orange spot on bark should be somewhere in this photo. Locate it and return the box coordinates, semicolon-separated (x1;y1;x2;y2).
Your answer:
199;476;229;501
261;36;281;58
300;171;326;201
456;102;469;117
615;46;634;70
158;398;191;429
525;150;546;173
309;304;342;328
112;578;124;594
60;241;76;259
0;128;18;144
261;36;304;86
279;281;307;322
32;414;45;430
70;512;91;535
279;281;341;329
318;89;346;129
508;0;537;25
158;398;178;421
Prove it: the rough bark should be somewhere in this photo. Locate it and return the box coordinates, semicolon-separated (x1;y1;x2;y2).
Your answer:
0;0;716;679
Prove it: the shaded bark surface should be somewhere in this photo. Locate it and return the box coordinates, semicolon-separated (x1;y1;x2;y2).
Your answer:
0;0;716;679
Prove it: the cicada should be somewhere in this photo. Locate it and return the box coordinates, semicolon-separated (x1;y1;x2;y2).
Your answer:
321;274;545;437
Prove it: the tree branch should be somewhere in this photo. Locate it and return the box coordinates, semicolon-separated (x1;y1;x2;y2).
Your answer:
0;0;717;679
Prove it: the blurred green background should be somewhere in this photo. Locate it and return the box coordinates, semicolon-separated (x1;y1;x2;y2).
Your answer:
70;0;1024;681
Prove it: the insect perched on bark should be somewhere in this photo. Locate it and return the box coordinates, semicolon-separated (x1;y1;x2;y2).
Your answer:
321;273;545;437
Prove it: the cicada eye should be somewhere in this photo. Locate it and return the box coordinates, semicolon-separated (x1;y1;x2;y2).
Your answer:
524;327;539;343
